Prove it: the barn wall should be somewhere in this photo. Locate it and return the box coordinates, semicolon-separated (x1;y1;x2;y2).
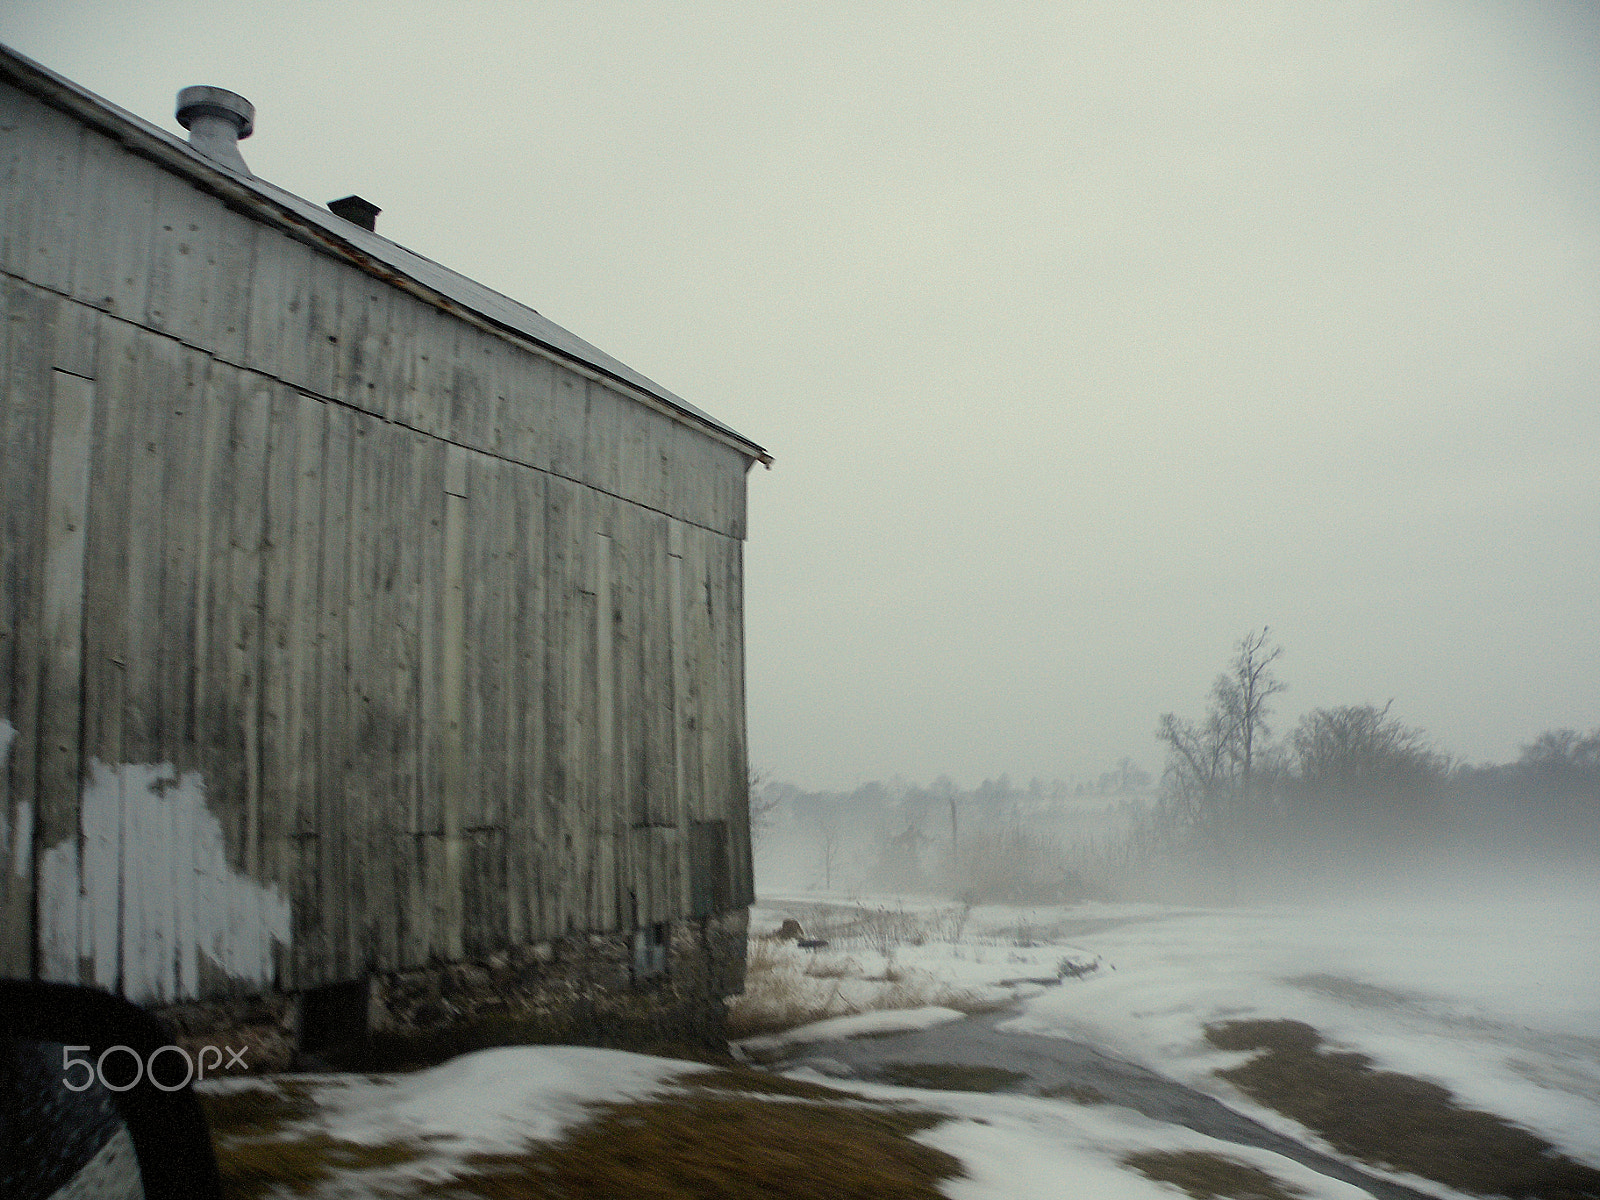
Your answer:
0;77;753;1009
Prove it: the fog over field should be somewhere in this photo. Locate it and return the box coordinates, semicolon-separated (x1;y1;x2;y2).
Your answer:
4;2;1597;791
754;630;1597;915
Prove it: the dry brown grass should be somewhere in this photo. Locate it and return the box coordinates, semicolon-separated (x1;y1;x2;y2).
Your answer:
200;1081;423;1199
803;957;857;979
1123;1150;1306;1200
1206;1019;1600;1200
216;1132;426;1199
1037;1082;1108;1104
728;935;992;1041
199;1081;318;1139
413;1076;962;1199
200;1051;967;1200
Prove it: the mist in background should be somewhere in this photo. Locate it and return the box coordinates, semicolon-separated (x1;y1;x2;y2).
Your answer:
754;629;1599;905
4;2;1596;791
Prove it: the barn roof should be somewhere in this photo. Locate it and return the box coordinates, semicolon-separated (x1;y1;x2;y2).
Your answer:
0;43;770;467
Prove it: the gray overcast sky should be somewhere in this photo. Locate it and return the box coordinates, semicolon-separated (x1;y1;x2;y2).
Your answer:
6;2;1597;790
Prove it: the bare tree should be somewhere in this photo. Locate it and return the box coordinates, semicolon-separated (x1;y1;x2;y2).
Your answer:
748;767;780;844
1155;708;1234;837
1214;627;1287;814
816;814;840;891
1153;629;1286;893
1518;728;1600;774
1289;702;1450;839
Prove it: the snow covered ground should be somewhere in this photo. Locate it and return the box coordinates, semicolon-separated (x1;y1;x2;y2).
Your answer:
207;881;1600;1197
996;887;1600;1172
743;880;1600;1195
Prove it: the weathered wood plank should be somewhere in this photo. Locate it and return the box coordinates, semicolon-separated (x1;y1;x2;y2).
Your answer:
463;454;506;835
190;362;232;873
505;465;545;945
226;379;271;882
145;170;219;345
116;334;171;766
462;826;506;958
155;349;209;769
612;509;643;834
79;316;134;787
406;435;445;966
36;367;94;982
722;535;754;906
257;382;301;966
702;532;735;846
582;381;623;500
70;321;139;998
242;223;289;383
0;81;31;278
171;761;198;999
375;418;414;972
543;473;584;939
595;526;615;840
0;85;84;293
674;524;706;826
70;132;158;320
666;423;703;534
336;274;405;420
548;368;585;484
79;760;117;990
3;284;55;938
437;443;469;961
342;411;382;973
0;280;33;976
303;251;346;401
666;521;689;842
405;302;452;439
314;404;353;982
120;765;150;998
643;511;671;839
497;343;554;470
245;228;343;400
207;205;255;366
451;327;494;455
585;492;619;934
465;454;515;957
285;393;326;987
616;398;657;517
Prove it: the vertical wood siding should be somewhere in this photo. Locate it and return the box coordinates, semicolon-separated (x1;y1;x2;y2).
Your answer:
0;80;754;1001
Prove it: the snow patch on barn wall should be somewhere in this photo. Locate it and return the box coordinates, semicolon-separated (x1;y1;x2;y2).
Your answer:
38;759;291;1005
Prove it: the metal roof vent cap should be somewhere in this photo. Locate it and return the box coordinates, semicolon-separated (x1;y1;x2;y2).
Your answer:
328;195;381;232
176;85;254;175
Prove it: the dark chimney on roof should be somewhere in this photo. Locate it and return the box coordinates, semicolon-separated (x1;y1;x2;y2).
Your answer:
175;85;253;175
328;195;381;232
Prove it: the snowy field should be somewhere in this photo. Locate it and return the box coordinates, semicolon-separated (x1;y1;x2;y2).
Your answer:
205;881;1600;1197
996;887;1600;1171
740;880;1600;1195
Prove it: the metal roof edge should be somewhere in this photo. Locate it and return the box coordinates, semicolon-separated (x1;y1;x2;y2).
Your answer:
0;42;772;467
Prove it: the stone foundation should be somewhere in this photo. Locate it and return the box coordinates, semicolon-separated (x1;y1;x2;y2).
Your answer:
152;909;749;1073
155;992;299;1076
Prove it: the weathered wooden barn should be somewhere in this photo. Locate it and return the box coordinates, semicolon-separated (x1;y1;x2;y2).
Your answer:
0;45;768;1058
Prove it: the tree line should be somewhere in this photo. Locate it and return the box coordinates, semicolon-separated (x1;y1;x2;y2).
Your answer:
752;631;1595;901
1149;628;1598;896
